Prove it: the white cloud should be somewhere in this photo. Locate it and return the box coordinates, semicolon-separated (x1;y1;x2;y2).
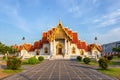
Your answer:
92;0;98;4
97;27;120;44
100;19;116;27
69;6;82;17
93;9;120;28
0;2;31;33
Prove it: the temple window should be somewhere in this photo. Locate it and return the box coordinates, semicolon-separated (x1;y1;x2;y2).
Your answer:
72;47;76;54
36;49;40;55
44;47;48;54
80;50;84;55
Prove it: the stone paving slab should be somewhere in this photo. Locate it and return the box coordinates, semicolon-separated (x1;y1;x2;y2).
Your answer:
3;60;117;80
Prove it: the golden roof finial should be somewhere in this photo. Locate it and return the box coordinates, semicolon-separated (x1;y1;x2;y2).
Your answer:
58;17;62;25
57;18;62;28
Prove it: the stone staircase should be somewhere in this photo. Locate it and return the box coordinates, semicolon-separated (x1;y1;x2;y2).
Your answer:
55;55;64;59
49;55;70;60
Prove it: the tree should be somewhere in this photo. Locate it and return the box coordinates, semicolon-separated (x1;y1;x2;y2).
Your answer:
0;42;18;54
112;46;120;52
112;46;120;57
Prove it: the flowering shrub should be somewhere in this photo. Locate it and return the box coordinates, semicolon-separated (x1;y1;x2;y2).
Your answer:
7;57;21;70
98;57;108;69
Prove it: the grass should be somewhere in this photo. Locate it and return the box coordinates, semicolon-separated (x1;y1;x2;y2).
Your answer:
112;56;120;60
22;59;43;65
78;60;99;67
2;69;22;74
1;69;23;79
0;57;2;60
97;68;120;79
22;59;29;65
108;56;120;66
109;61;120;65
78;56;120;79
78;56;120;67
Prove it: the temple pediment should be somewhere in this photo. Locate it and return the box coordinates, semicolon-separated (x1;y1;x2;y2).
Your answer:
47;22;72;41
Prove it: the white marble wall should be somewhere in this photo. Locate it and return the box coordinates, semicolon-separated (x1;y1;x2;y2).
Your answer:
38;40;102;59
40;43;50;55
70;44;80;55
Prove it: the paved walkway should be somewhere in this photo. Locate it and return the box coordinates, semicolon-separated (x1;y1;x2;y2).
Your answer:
3;60;117;80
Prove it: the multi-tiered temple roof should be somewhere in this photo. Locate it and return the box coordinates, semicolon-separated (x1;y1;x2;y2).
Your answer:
13;22;102;52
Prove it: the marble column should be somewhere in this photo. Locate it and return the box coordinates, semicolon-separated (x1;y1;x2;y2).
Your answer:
67;41;69;55
65;39;67;55
68;41;70;55
53;40;56;55
50;41;53;56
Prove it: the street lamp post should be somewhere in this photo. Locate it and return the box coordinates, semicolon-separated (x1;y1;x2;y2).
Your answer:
95;37;97;44
22;37;25;49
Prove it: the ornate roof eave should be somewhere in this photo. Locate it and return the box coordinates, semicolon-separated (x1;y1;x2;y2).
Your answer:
56;22;72;40
89;44;102;52
47;22;72;42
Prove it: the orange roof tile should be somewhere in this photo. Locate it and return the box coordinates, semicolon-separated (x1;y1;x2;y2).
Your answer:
81;42;88;51
72;32;78;43
34;41;39;49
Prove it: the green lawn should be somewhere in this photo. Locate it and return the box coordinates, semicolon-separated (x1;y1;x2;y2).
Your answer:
97;68;120;79
2;69;22;74
108;56;120;66
0;57;2;60
78;56;120;67
78;56;120;79
22;59;43;65
109;61;120;66
112;56;120;60
22;59;29;65
78;60;99;67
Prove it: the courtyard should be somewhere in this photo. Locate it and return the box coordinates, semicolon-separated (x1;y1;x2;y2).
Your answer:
3;60;116;80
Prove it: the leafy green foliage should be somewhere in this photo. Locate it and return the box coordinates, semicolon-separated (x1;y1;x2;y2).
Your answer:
38;56;44;61
7;57;22;70
28;56;38;64
107;56;113;60
112;46;120;52
2;55;8;61
3;69;22;74
0;42;18;54
118;54;120;58
77;56;82;61
98;57;108;70
112;46;120;58
83;57;91;64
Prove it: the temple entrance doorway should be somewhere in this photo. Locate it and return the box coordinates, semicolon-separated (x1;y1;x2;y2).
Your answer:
56;42;64;55
58;47;62;55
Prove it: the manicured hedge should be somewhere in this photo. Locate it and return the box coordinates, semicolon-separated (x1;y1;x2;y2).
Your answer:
28;56;38;64
107;56;113;60
77;56;82;61
38;56;44;61
83;57;91;64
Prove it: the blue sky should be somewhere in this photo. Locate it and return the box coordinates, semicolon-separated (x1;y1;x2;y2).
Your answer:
0;0;120;46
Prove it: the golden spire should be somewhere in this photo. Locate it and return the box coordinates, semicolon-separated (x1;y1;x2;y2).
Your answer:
58;18;62;24
57;18;63;28
59;18;61;23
